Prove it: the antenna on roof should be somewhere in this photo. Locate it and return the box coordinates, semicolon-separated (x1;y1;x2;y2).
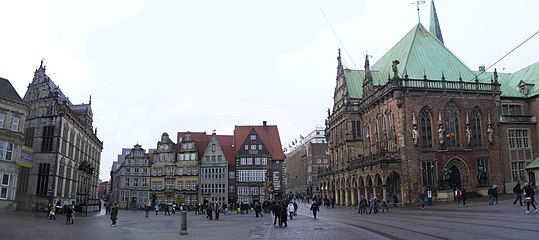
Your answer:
412;1;426;23
319;6;358;69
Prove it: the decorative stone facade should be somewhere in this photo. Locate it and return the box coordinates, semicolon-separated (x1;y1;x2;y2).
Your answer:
20;62;102;212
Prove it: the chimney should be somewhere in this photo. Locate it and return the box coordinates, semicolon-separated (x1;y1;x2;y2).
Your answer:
263;121;268;131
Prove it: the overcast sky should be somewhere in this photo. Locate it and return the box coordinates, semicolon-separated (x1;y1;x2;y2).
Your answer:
1;0;538;181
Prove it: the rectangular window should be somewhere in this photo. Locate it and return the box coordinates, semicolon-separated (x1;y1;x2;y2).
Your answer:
167;166;174;176
421;161;437;187
501;104;523;116
351;120;362;140
250;145;256;150
250;135;256;140
24;127;34;148
124;178;130;187
240;158;246;165
258;145;262;150
205;156;210;161
247;158;253;165
186;181;191;190
41;126;55;152
178;167;183;175
142;178;148;187
262;158;268;165
11;117;20;131
244;145;248;150
178;181;183;190
165;180;173;189
511;161;527;182
133;178;139;187
508;129;530;149
217;155;222;161
190;153;196;160
186;167;192;175
212;144;216;152
255;157;261;165
0;113;4;128
0;141;14;161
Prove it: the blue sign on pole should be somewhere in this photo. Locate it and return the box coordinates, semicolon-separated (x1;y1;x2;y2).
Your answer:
48;189;54;195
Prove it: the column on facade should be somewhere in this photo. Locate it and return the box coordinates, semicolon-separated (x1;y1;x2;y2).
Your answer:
344;188;349;206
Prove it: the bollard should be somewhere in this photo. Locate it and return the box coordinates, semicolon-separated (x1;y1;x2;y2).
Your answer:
179;210;188;235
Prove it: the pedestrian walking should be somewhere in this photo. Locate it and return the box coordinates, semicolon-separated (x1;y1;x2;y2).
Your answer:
215;203;220;220
523;183;537;214
310;202;320;219
358;196;367;214
65;203;74;224
110;202;119;227
155;203;160;215
207;203;213;220
287;202;295;220
461;188;468;207
279;203;288;227
273;202;281;226
513;181;524;206
49;206;56;220
293;201;298;216
488;185;495;205
172;203;176;214
144;204;150;218
381;199;389;212
419;191;426;209
164;204;170;215
455;188;462;207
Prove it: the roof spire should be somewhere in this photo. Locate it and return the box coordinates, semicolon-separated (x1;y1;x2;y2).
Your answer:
429;0;444;43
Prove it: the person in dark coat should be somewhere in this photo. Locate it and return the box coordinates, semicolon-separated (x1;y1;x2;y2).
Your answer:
513;181;523;206
461;188;468;207
523;183;537;214
279;203;288;227
110;202;119;227
310;202;320;219
273;202;281;226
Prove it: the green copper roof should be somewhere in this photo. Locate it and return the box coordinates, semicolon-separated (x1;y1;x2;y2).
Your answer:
371;24;486;86
499;61;539;98
343;69;364;99
526;156;539;169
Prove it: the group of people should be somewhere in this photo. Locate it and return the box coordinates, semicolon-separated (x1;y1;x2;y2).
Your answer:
512;181;537;214
357;195;389;214
48;201;76;224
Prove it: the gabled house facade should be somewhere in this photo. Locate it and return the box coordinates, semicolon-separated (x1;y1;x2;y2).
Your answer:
234;121;285;203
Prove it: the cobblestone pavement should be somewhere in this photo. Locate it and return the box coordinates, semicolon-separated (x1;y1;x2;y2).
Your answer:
1;195;538;240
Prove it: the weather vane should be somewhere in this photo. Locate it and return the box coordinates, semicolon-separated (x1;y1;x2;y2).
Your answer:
412;0;426;23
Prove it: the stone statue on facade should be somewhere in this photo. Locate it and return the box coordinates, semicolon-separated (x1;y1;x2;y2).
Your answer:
465;124;471;145
438;124;444;144
412;125;419;145
487;124;494;144
392;60;400;79
477;164;488;186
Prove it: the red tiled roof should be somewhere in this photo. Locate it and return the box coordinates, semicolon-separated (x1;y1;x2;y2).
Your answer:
217;135;235;167
233;124;285;160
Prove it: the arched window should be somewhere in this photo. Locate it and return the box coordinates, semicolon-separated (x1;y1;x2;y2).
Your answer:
420;109;433;148
444;102;460;147
471;109;482;146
